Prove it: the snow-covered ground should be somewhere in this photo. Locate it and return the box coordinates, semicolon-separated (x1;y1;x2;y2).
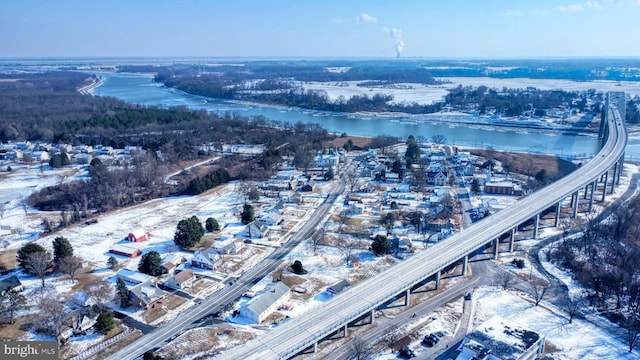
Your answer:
297;77;640;106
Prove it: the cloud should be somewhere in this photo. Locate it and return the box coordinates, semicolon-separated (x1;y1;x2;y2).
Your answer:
356;13;377;23
586;1;603;8
498;9;522;16
556;4;585;12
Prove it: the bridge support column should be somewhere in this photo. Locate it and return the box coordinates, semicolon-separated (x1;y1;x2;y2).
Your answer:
509;228;515;252
617;156;624;185
532;214;540;239
493;238;500;260
601;172;609;202
404;289;411;307
572;191;579;218
611;163;618;194
584;184;589;199
370;309;375;324
462;255;468;276
343;324;348;338
554;202;561;227
589;181;595;212
313;342;317;353
435;271;441;290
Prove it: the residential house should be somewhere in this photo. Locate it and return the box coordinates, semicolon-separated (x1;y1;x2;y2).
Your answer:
59;307;100;343
427;171;448;187
0;275;23;295
191;248;220;270
129;280;166;309
213;238;244;255
238;220;268;239
327;279;350;296
239;282;291;324
258;208;282;226
300;181;315;192
164;269;196;290
161;253;186;275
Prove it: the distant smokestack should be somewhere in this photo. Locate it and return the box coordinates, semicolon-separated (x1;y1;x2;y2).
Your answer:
385;28;405;58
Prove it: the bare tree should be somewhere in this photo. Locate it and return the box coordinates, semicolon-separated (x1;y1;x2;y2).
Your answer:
25;251;52;287
498;272;514;291
35;290;65;337
383;325;401;353
431;134;447;145
530;280;551;306
57;256;83;282
82;279;113;310
624;318;640;353
565;298;582;324
349;337;374;360
338;238;356;266
310;227;325;256
337;211;350;233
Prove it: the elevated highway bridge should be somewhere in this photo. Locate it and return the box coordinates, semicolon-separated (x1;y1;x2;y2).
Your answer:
218;92;628;360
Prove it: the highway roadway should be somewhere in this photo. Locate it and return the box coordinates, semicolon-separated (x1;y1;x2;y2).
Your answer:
105;178;346;360
218;94;627;359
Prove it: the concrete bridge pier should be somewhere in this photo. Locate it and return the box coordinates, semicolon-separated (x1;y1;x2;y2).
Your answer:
509;228;515;252
404;289;411;307
611;163;618;194
617;156;624;185
572;190;579;218
554;201;561;227
532;214;540;239
493;238;500;260
601;171;609;202
462;255;468;276
589;181;596;212
435;271;441;290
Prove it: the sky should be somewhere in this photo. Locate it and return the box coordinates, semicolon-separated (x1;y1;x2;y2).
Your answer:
1;0;640;59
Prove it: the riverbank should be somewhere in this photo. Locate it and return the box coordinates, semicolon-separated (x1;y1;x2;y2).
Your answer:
77;75;104;95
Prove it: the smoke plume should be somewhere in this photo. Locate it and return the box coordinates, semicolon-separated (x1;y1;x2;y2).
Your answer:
384;28;405;58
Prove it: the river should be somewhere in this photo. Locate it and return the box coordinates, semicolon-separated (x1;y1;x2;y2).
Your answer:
93;72;630;160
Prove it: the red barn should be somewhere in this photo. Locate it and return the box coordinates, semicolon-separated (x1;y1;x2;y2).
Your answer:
109;243;141;258
127;229;151;242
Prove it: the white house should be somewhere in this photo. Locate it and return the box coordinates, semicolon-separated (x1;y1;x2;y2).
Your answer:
238;220;268;239
164;269;196;290
239;282;290;324
213;238;244;255
191;248;220;270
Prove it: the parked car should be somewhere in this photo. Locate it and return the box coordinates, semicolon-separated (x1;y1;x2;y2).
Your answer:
422;335;435;347
399;346;415;358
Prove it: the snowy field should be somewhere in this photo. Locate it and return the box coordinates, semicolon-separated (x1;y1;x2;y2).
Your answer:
298;77;640;106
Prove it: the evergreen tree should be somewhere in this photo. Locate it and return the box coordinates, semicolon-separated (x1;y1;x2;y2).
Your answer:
205;217;220;232
16;242;46;270
116;277;130;307
107;256;118;270
138;251;163;276
173;216;204;249
143;351;165;360
405;135;421;164
371;235;393;256
470;178;482;196
2;289;26;324
52;236;73;271
94;310;115;334
241;203;255;225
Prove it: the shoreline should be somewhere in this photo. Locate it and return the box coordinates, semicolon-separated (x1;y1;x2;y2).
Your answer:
77;75;104;95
